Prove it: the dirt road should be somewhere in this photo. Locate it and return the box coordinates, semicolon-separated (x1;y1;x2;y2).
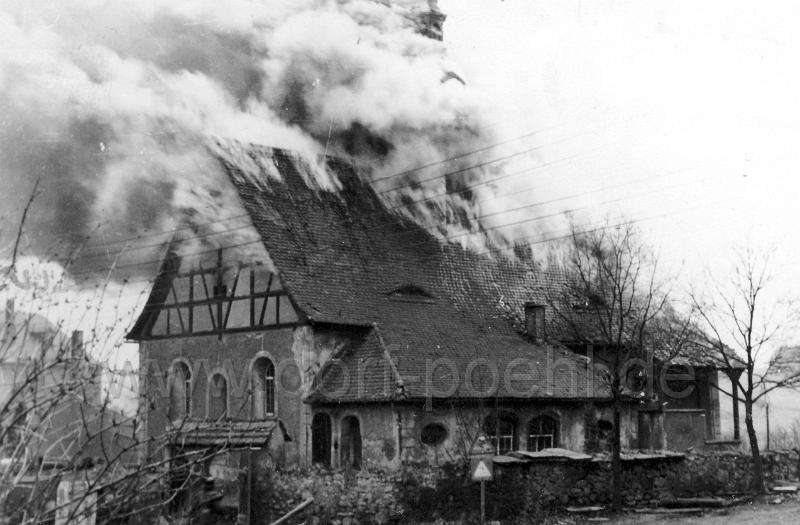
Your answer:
610;501;800;525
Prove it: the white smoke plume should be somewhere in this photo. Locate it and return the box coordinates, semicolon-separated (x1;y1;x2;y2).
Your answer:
0;0;518;283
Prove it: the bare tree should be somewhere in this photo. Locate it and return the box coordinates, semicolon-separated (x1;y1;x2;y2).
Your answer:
0;186;257;524
0;256;216;522
547;221;669;511
691;245;800;494
0;283;246;524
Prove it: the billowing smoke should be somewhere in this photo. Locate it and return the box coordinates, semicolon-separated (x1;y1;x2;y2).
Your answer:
0;0;513;284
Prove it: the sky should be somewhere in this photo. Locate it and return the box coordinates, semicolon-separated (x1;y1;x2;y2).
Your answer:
441;0;800;280
441;0;800;441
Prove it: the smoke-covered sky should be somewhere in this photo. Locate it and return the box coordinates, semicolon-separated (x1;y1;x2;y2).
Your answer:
0;0;517;288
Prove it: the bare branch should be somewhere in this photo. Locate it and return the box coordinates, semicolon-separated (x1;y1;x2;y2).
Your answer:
7;179;40;275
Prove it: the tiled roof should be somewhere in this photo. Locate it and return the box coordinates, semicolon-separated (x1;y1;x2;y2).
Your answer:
306;300;606;403
659;328;746;370
214;141;606;402
129;141;729;401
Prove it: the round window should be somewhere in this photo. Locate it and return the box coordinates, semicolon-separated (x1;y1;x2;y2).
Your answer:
420;423;448;446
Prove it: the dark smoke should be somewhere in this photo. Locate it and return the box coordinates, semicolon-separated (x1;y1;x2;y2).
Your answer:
0;0;509;283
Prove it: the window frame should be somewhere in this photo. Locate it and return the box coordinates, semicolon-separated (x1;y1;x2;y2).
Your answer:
484;413;518;455
420;422;449;447
251;357;276;419
207;372;229;421
169;360;192;422
527;415;559;452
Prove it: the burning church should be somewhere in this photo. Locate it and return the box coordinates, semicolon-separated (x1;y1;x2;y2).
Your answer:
111;5;742;518
128;141;604;468
128;140;740;481
0;0;744;519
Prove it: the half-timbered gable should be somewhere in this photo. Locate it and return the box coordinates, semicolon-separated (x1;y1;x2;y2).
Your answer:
130;140;735;491
130;250;301;341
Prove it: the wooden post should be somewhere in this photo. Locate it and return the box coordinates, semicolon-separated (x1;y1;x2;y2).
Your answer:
766;401;770;450
270;498;314;525
480;481;486;524
729;370;741;441
247;448;252;525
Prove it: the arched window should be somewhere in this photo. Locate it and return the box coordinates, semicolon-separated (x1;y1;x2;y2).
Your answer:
311;413;332;467
483;413;518;454
169;361;191;422
208;373;228;421
252;357;275;419
528;415;559;451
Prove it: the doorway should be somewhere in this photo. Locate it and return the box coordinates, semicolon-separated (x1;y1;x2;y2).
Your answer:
311;413;332;467
340;415;362;470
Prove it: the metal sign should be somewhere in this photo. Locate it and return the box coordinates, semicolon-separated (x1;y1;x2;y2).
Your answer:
470;457;494;482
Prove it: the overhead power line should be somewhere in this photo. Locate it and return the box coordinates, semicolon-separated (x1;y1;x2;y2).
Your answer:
14;123;623;262
60;154;711;271
78;193;734;289
63;176;733;281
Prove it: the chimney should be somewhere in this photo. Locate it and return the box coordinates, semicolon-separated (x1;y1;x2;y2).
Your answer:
71;330;84;360
524;303;546;342
418;0;446;41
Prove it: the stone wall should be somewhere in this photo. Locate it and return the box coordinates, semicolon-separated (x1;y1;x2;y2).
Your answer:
140;328;308;464
668;450;800;496
271;466;406;524
270;450;800;524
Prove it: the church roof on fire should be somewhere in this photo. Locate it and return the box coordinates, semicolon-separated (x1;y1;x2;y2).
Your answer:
212;142;605;401
128;141;733;402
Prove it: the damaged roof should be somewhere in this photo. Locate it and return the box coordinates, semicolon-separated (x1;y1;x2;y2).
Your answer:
131;140;735;401
213;141;606;401
214;143;584;336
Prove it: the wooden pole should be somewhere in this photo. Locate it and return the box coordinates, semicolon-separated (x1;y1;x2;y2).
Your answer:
480;481;485;523
247;448;252;525
766;402;770;450
270;497;314;525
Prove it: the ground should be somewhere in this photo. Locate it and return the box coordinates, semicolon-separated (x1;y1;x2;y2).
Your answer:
607;500;800;525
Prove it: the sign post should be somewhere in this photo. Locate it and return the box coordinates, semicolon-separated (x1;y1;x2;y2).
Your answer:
481;480;486;523
469;433;494;524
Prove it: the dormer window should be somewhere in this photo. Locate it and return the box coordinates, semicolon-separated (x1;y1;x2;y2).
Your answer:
386;284;434;303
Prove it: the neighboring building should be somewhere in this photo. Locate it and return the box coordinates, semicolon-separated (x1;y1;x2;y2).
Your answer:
129;141;738;500
0;299;130;466
656;337;746;451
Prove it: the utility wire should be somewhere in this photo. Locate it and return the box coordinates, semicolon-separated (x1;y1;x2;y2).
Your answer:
5;113;643;259
63;179;735;281
61;157;714;270
14;125;623;261
369;125;559;184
